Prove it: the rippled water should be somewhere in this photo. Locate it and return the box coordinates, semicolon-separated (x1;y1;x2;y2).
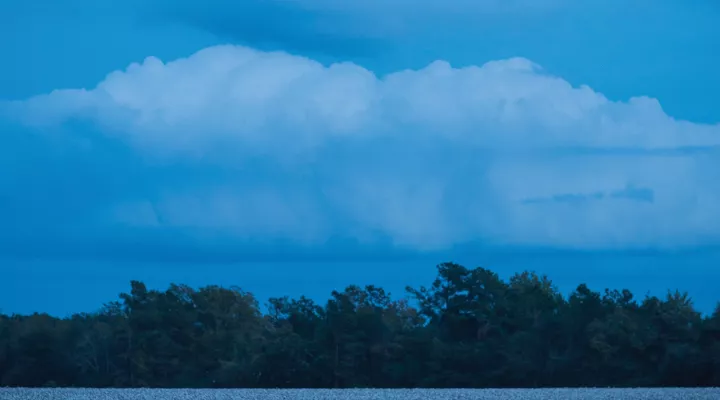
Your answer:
1;388;719;400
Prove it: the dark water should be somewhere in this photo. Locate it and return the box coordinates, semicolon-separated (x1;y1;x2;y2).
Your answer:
1;388;719;400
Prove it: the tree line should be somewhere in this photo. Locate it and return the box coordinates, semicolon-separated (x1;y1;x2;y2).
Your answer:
1;262;719;388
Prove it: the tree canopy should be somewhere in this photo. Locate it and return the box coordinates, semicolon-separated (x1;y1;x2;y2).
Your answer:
1;262;718;388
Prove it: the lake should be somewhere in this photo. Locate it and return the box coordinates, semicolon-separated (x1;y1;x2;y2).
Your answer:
1;388;719;400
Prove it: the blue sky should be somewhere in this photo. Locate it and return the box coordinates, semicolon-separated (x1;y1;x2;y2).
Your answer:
1;0;719;315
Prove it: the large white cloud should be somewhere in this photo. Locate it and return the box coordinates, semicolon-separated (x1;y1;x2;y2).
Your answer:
2;45;719;250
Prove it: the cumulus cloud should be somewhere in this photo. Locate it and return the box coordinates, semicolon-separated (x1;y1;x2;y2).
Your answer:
1;45;719;253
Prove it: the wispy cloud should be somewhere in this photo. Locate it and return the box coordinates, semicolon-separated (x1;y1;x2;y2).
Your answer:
522;184;655;205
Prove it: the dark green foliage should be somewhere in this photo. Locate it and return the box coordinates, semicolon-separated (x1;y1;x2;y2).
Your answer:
0;262;718;388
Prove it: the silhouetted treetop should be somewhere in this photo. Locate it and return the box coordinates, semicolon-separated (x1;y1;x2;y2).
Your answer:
0;262;718;388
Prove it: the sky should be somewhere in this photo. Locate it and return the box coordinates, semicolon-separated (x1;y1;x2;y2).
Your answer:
1;0;719;316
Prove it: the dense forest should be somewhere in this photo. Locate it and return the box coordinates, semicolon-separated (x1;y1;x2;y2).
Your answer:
1;262;719;388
